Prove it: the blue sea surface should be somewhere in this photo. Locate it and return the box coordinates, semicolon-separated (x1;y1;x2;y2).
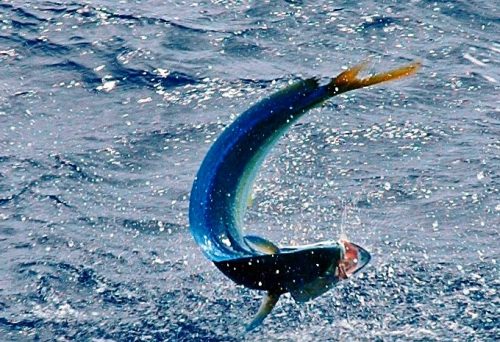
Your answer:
0;0;498;340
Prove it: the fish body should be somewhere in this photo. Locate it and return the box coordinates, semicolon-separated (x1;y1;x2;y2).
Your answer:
189;61;420;330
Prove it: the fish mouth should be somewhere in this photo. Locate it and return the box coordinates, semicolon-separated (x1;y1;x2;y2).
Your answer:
338;240;371;278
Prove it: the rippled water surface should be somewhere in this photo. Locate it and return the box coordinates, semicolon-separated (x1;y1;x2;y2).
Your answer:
0;0;499;341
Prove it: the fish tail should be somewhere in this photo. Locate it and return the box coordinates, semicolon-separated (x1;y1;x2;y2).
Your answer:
330;61;421;93
246;292;281;332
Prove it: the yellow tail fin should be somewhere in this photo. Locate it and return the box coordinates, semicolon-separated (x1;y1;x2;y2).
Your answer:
331;61;421;93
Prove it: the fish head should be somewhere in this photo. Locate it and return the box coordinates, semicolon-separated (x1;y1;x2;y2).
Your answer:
337;239;371;278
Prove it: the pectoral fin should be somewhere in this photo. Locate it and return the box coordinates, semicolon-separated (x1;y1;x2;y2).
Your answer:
289;263;340;303
246;292;281;332
290;276;340;303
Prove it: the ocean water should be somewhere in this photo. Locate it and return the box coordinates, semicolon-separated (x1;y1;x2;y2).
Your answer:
0;0;498;340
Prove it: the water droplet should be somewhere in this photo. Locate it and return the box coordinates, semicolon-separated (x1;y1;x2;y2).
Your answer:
476;171;485;181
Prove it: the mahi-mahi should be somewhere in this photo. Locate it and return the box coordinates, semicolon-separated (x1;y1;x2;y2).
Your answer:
189;61;420;331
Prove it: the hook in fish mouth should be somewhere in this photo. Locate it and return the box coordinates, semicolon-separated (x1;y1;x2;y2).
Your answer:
337;240;372;279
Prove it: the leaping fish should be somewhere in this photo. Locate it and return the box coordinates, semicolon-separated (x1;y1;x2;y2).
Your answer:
189;61;420;331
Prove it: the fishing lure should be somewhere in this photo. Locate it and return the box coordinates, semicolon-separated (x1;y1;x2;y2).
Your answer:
189;61;420;330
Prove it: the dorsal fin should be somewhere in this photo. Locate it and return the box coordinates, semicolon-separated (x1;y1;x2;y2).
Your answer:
244;235;280;255
246;292;281;332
